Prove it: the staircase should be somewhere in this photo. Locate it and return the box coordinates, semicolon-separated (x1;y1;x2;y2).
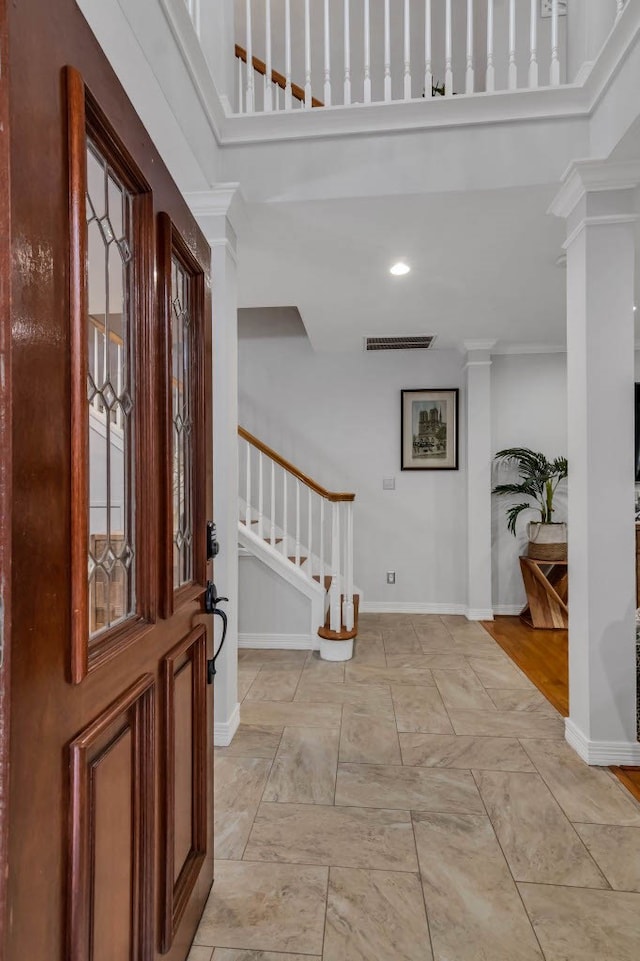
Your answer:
238;427;360;661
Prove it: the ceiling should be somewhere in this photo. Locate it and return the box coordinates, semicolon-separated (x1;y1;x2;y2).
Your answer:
237;183;573;353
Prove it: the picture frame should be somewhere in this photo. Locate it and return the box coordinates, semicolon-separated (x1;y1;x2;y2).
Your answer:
401;388;459;471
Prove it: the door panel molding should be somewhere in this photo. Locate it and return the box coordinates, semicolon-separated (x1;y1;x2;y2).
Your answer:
68;673;155;961
160;626;207;953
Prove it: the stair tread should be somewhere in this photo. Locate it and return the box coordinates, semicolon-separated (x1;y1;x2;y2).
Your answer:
288;556;308;566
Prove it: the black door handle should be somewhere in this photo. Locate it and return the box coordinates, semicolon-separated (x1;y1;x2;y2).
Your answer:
204;581;228;683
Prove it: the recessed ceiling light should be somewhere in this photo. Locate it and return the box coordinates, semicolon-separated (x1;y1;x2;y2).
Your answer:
390;262;410;276
634;305;637;312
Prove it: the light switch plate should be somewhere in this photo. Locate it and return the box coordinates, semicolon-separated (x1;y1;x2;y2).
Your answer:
383;477;395;490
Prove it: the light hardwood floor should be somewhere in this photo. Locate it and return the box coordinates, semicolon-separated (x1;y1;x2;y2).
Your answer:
192;614;640;961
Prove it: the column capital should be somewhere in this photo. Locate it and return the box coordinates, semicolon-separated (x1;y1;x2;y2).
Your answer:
184;182;246;251
548;159;640;220
463;340;496;368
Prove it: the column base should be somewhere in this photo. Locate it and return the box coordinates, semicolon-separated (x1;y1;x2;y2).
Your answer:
213;702;241;746
565;717;640;766
467;608;494;621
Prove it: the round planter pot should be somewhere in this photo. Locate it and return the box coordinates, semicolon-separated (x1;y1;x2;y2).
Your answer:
526;521;567;562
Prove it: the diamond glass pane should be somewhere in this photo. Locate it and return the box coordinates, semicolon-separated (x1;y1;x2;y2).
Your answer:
86;141;135;640
171;254;194;589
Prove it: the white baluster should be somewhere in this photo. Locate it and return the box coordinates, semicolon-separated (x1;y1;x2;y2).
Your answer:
295;479;301;565
486;0;495;92
403;0;411;100
245;441;252;526
284;0;292;110
330;502;341;631
383;0;391;102
550;0;560;86
258;452;264;539
363;0;371;104
445;0;453;96
92;324;99;411
245;0;254;112
237;56;244;113
508;0;517;90
323;0;331;106
344;502;354;632
343;0;351;105
270;460;276;547
116;342;122;429
102;324;108;402
320;497;325;590
528;0;538;88
307;487;313;581
424;0;432;98
282;469;288;557
304;0;312;108
274;83;280;110
264;0;273;111
466;0;474;94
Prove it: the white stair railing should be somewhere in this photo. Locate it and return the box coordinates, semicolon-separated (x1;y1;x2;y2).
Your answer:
239;426;356;633
233;0;627;114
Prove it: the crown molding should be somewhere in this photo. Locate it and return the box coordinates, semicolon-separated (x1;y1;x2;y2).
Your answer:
548;159;640;219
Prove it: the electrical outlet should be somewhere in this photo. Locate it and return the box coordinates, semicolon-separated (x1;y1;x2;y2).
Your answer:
387;571;396;585
383;477;395;490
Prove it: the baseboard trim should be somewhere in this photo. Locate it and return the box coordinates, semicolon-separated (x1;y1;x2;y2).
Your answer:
213;702;241;747
565;718;640;766
238;633;319;651
492;604;525;616
360;602;468;615
359;602;494;620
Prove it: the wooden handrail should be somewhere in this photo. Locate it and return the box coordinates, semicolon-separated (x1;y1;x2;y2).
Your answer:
239;427;355;502
89;314;123;348
235;43;324;109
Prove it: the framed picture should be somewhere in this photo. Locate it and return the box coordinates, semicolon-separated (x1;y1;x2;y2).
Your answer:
540;0;567;17
401;388;459;471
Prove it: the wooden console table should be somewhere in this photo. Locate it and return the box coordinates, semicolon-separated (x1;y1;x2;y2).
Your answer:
519;556;568;630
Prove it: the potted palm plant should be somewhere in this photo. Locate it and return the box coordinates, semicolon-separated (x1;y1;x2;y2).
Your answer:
492;447;568;561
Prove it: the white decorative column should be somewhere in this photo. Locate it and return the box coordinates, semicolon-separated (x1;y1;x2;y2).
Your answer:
186;185;244;746
465;341;496;621
550;160;640;765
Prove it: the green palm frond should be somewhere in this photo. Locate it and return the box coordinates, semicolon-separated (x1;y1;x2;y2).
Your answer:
505;502;537;536
492;446;568;536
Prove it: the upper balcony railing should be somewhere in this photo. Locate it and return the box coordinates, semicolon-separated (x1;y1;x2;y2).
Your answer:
223;0;628;115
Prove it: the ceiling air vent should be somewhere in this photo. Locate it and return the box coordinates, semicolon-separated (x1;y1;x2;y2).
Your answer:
365;335;435;351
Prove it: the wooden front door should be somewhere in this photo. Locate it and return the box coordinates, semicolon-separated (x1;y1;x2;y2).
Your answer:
3;1;215;959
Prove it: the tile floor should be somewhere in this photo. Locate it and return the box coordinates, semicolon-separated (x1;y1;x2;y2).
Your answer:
191;614;640;961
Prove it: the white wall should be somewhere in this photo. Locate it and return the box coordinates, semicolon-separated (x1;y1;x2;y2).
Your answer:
491;351;568;611
238;555;311;635
239;313;469;610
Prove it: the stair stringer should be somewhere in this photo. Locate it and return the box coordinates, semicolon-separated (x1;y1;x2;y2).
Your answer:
238;520;326;649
